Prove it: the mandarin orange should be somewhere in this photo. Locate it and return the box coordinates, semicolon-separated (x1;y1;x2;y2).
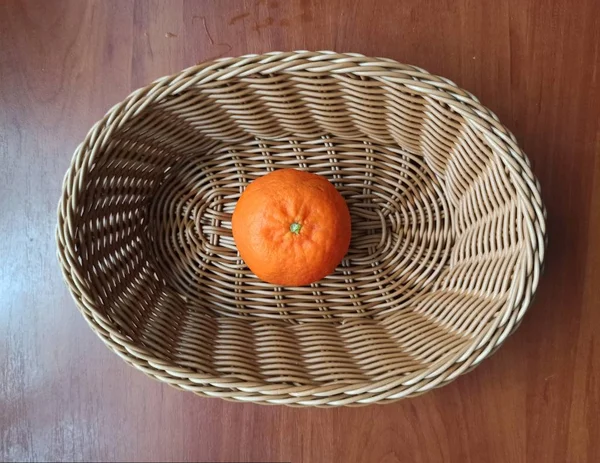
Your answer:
232;169;351;286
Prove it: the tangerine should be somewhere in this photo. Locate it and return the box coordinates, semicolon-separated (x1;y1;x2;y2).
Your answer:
232;169;352;286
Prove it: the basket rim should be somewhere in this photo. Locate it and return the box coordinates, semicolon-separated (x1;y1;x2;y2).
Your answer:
56;51;546;406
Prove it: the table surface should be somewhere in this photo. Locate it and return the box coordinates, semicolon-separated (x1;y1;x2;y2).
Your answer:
1;0;599;462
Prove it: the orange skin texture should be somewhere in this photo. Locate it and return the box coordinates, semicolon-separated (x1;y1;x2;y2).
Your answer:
232;169;352;286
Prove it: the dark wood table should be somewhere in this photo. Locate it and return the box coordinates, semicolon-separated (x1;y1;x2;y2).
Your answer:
2;1;599;461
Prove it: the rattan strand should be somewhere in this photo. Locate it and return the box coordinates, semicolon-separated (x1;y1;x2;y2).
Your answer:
57;51;546;406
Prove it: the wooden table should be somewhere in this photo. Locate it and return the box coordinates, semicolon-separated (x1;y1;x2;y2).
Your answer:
1;0;599;461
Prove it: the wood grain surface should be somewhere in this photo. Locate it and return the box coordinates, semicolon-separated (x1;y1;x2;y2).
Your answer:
1;0;599;461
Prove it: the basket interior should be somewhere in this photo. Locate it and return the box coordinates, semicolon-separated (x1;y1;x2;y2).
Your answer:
72;70;529;389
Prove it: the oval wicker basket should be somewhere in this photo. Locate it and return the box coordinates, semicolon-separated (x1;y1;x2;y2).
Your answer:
57;51;545;406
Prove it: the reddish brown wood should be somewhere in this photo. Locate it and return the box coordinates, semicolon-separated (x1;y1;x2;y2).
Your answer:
1;0;599;461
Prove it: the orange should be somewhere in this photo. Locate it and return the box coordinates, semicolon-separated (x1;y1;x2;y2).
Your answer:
232;169;352;286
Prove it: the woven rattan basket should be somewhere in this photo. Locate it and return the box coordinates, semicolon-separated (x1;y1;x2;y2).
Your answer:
57;51;545;406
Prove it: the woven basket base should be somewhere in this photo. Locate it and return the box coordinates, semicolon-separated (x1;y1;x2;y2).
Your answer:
147;136;452;325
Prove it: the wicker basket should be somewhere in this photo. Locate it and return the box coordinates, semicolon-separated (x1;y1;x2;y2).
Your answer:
57;51;545;406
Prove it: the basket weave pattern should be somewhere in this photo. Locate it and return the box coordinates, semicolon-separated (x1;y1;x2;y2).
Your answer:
57;52;545;406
